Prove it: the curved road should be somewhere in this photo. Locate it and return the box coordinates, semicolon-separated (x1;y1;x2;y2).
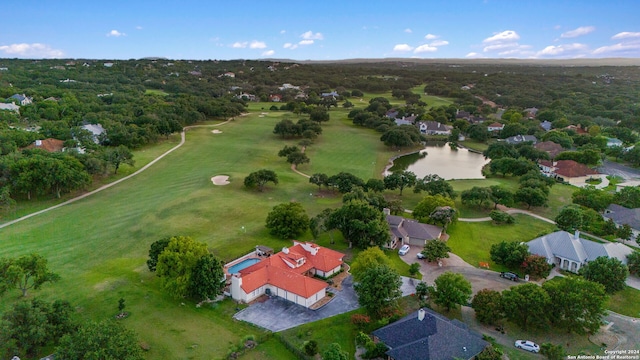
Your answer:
0;120;232;230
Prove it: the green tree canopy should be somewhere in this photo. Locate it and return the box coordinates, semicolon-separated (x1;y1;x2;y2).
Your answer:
421;240;451;262
328;200;389;248
555;205;584;232
412;194;455;223
543;276;608;334
146;236;172;272
428;272;472;312
471;289;504;325
244;169;278;191
354;265;402;317
156;236;209;298
490;241;530;269
579;256;629;293
383;171;417;195
265;202;310;239
502;283;550;330
0;253;60;297
350;246;391;282
188;253;225;301
56;320;144;360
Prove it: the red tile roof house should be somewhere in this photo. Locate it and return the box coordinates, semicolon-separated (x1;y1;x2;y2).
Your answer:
230;241;344;308
538;159;601;186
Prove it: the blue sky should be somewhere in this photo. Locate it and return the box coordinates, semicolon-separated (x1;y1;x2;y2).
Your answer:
1;0;639;60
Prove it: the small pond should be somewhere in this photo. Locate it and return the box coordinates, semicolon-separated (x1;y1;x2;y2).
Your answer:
387;142;490;180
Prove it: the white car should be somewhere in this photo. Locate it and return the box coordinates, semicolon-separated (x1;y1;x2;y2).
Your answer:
398;244;410;256
514;340;540;353
417;252;426;259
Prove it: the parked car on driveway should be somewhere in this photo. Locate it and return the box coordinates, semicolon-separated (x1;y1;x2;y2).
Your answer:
500;272;519;281
514;340;539;353
417;252;425;259
398;244;410;256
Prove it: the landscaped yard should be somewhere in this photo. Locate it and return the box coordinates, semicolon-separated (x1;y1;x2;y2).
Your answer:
607;285;640;318
446;215;557;271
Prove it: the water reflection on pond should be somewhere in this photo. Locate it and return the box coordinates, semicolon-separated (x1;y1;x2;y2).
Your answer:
388;142;490;180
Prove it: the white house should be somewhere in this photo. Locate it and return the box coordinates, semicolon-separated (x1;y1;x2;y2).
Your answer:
230;241;344;308
0;103;20;112
527;230;633;273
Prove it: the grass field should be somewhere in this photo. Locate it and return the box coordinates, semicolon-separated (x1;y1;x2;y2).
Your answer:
0;90;621;358
446;215;557;271
144;89;169;96
607;286;640;318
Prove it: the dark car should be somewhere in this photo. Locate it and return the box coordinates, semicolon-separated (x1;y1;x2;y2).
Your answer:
500;272;519;281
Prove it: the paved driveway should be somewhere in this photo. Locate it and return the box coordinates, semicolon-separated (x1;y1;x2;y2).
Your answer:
234;276;360;332
401;246;520;294
234;274;418;332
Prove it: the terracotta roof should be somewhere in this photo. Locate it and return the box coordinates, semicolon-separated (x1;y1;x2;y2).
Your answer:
488;122;503;128
553;160;599;178
238;242;343;298
25;138;64;152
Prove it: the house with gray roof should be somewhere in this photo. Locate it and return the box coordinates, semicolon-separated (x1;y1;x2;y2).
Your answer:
604;204;640;239
81;123;106;144
0;103;20;112
384;210;443;249
527;230;633;273
505;134;537;145
372;308;488;360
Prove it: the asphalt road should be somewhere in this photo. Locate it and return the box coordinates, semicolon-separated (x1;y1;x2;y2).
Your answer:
598;160;640;180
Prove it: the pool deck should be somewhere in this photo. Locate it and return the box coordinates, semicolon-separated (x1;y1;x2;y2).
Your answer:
223;251;263;277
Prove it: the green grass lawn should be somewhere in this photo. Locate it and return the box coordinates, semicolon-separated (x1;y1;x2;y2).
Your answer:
144;89;169;96
446;215;557;271
607;286;640;318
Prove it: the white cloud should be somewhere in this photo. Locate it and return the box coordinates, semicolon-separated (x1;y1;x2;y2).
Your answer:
262;50;275;56
593;42;640;55
465;52;484;58
537;43;587;56
300;31;324;40
280;30;286;34
612;32;640;40
561;26;595;38
283;42;297;49
483;43;517;52
404;28;412;33
430;40;449;47
414;44;437;53
136;26;143;30
0;43;64;58
250;41;267;49
393;44;413;52
424;34;438;40
231;42;248;48
299;39;314;46
554;25;562;30
483;30;519;44
106;29;126;37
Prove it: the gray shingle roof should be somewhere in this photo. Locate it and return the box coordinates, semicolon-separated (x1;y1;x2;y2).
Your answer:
373;308;488;360
527;230;633;265
604;204;640;231
386;215;442;241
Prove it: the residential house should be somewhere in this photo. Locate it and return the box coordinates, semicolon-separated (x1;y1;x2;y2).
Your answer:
534;141;564;159
372;308;488;360
25;139;65;152
43;97;59;102
189;71;202;76
505;134;537;145
385;211;443;249
524;107;538;119
615;180;640;192
486;122;504;132
279;83;300;91
9;94;32;106
81;123;106;144
603;204;640;240
0;103;20;112
222;72;235;78
455;110;471;120
0;67;8;71
540;120;553;132
564;124;588;134
236;93;257;102
606;137;624;148
230;241;344;308
527;230;633;273
385;109;399;119
321;91;339;99
103;62;114;67
419;121;452;135
538;159;601;186
268;94;282;102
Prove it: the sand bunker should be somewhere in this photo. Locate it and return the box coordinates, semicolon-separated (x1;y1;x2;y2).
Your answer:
211;175;230;185
211;129;222;134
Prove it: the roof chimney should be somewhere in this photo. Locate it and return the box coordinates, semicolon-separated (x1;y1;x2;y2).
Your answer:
418;309;426;321
574;230;580;240
383;208;391;216
282;247;289;254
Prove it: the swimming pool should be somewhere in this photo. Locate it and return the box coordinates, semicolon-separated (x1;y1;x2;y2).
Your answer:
227;258;261;274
